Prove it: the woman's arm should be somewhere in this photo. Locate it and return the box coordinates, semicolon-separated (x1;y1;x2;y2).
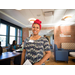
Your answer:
12;49;15;51
9;45;15;51
34;51;51;65
21;49;26;65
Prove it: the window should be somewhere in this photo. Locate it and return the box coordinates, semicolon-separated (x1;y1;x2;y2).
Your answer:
0;23;7;46
10;37;15;45
0;24;6;35
17;29;22;44
9;26;16;44
0;19;22;47
10;26;15;36
0;36;6;46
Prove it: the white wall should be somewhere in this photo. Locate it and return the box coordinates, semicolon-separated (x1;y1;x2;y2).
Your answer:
29;30;32;37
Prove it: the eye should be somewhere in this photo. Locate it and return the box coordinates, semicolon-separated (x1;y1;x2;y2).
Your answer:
32;26;39;29
33;27;35;28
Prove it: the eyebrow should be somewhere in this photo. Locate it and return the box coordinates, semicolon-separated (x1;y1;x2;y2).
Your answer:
33;26;39;28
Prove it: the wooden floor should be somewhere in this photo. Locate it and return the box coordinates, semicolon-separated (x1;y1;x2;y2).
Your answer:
45;52;75;65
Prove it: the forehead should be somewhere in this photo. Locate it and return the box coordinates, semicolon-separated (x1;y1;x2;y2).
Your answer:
33;23;40;27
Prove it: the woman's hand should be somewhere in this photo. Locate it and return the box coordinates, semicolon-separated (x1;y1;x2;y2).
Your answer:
12;49;15;50
34;51;51;65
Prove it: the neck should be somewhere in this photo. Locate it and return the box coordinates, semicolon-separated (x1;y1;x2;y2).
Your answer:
33;34;39;37
30;34;41;40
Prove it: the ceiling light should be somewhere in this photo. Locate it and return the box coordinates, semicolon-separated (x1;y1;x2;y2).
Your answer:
15;9;22;10
29;18;36;23
61;16;72;20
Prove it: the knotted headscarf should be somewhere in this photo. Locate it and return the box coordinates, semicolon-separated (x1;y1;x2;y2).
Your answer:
32;19;42;30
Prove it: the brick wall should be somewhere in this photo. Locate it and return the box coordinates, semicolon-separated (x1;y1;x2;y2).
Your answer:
54;25;75;48
22;28;29;41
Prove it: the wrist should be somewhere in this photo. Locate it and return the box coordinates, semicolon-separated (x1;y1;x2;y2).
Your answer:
39;60;43;65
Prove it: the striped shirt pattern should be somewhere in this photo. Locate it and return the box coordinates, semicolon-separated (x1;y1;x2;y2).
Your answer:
24;37;50;64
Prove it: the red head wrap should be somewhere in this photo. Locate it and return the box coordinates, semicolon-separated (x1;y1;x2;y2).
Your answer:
32;19;42;30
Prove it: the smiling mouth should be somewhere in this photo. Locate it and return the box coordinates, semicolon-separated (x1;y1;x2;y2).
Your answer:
34;31;37;32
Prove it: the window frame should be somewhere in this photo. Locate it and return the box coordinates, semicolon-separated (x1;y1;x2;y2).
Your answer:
0;19;22;47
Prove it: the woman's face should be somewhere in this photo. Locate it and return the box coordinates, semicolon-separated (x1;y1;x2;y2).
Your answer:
15;41;16;44
32;24;40;35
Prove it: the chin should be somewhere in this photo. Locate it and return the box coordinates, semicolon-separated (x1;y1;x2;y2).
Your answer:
33;34;38;35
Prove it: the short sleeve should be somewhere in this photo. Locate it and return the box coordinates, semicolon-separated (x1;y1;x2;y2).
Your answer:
43;38;51;51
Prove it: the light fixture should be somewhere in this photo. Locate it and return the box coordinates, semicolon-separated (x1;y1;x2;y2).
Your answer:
15;9;22;10
61;16;72;20
29;18;36;23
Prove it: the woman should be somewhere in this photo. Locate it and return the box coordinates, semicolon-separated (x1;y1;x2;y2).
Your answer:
21;19;51;65
9;40;17;52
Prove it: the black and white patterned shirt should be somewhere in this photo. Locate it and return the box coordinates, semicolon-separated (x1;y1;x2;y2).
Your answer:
24;37;50;64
